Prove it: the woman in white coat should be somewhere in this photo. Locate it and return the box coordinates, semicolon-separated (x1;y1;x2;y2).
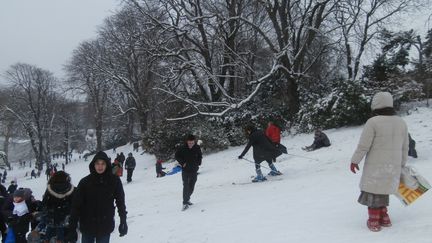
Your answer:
350;92;409;232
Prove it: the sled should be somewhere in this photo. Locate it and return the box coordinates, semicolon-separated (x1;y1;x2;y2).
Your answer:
396;167;430;206
166;166;182;175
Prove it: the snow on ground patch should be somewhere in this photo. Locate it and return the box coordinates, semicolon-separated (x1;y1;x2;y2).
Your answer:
8;107;432;243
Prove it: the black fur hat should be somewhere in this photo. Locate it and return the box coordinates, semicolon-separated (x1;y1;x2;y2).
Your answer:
48;171;71;185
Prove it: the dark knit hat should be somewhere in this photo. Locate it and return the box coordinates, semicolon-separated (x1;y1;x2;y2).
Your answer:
13;188;25;198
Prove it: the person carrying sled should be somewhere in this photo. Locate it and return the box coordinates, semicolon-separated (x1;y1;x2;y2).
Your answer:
65;151;127;243
175;135;202;210
350;91;408;232
155;160;166;178
238;124;283;182
36;171;75;242
302;129;331;152
124;153;136;183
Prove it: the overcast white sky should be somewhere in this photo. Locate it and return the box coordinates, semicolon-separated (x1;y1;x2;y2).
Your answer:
0;1;430;86
0;0;120;85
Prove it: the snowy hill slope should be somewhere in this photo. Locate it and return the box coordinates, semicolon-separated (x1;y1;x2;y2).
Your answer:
11;107;432;243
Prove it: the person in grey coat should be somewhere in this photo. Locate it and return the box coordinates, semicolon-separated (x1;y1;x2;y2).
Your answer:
350;91;408;232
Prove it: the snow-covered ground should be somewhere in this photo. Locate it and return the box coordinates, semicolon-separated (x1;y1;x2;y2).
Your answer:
8;107;432;243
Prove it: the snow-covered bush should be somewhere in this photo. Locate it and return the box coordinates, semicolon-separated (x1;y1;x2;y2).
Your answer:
296;80;370;132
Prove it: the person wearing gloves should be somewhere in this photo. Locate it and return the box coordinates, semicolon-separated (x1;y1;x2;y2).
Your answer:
238;124;282;182
350;91;409;232
65;151;127;243
2;188;37;243
175;135;202;210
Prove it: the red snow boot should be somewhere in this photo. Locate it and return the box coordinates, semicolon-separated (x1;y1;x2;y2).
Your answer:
379;207;392;227
367;208;382;232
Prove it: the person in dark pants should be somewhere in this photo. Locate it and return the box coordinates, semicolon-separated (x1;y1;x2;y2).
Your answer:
0;183;8;242
118;152;125;167
265;120;282;162
65;151;127;243
408;133;418;158
238;124;283;182
155;160;166;178
175;135;202;210
302;129;331;152
124;153;136;183
7;181;17;195
2;188;37;243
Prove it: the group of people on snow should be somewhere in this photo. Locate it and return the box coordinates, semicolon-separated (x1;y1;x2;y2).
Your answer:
110;152;136;183
166;91;418;233
0;90;420;242
0;151;128;243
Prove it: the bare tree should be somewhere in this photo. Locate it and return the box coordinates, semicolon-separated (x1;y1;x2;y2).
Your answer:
128;0;338;118
66;40;112;151
334;0;420;80
3;63;57;169
93;5;163;135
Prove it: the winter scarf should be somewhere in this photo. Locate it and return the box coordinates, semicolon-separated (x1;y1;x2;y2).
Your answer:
13;201;29;217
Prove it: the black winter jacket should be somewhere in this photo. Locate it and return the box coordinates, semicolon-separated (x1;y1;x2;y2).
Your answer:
42;183;75;226
69;151;127;237
175;144;202;173
125;157;136;170
240;129;282;163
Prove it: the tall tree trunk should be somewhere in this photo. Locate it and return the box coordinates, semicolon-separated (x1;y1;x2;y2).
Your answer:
64;121;70;164
2;123;12;168
95;111;103;152
287;77;300;115
138;111;148;141
127;112;134;141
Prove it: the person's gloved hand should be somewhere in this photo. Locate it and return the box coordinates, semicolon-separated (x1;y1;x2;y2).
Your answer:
350;163;359;174
64;230;77;243
7;215;18;225
119;217;128;237
238;155;243;159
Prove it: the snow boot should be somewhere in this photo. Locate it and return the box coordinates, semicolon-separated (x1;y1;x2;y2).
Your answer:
268;164;282;176
252;169;267;182
367;208;382;232
182;204;189;211
186;201;193;206
379;207;392;227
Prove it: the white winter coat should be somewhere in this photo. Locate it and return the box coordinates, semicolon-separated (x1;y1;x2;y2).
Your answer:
351;92;409;195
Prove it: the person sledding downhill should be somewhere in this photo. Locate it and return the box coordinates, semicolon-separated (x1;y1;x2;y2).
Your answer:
238;124;283;182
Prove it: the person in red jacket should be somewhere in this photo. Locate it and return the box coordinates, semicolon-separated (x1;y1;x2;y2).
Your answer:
265;121;281;162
